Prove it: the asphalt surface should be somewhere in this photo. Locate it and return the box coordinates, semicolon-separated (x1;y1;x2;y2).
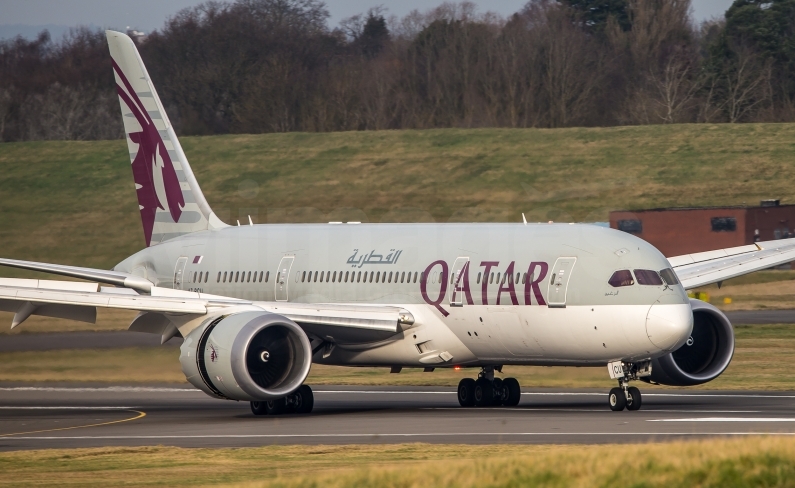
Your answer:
2;385;795;450
0;309;791;353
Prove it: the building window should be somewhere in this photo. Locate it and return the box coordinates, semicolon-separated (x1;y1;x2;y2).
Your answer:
711;217;736;232
618;219;642;233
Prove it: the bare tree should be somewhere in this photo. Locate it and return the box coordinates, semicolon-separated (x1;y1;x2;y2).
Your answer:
723;46;772;123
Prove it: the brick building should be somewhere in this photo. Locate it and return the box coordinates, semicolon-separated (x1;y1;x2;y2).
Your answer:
609;200;795;257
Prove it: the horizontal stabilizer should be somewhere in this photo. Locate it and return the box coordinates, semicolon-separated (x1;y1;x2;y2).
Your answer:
0;257;153;293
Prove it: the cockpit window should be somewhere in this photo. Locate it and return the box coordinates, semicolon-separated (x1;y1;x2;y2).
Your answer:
608;270;634;287
634;269;663;285
659;268;679;286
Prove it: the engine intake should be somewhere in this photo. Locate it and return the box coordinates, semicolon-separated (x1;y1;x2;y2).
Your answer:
644;299;734;386
181;311;312;401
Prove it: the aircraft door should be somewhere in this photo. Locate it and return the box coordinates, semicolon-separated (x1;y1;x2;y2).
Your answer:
173;256;188;290
547;257;577;308
275;256;294;301
449;257;470;307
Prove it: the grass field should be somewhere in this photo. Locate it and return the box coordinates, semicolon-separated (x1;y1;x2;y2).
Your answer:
2;437;795;487
3;124;795;274
1;323;792;389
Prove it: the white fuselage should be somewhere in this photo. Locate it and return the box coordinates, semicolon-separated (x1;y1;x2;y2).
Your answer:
117;222;693;368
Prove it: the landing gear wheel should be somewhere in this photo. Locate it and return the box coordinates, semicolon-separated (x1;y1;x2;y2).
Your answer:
503;377;521;407
265;398;286;415
626;386;642;411
491;378;505;406
458;378;476;407
474;377;494;407
250;401;268;416
608;387;626;411
293;385;314;414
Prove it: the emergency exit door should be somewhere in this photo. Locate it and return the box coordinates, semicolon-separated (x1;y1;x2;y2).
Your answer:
547;257;576;308
449;257;470;307
173;257;188;290
275;256;294;301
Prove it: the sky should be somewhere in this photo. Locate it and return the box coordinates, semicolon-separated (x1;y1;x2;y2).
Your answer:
0;0;734;41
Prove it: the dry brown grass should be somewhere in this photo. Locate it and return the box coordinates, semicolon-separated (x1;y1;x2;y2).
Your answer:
0;308;135;335
0;324;793;389
2;437;795;487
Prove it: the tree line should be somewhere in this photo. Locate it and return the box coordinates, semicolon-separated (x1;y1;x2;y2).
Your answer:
1;0;794;142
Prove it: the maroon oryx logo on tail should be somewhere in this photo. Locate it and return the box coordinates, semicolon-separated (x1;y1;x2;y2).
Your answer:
113;60;184;246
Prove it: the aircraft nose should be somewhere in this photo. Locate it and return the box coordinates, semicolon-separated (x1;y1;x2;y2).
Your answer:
646;303;693;351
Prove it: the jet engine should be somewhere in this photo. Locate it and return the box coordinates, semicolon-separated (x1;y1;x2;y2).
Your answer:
644;299;734;386
180;311;312;401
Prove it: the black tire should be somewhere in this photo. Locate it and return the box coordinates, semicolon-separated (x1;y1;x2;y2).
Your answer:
503;377;521;407
626;386;642;411
474;377;494;407
458;378;476;407
265;398;286;415
294;385;314;414
609;387;626;411
491;378;505;406
250;401;268;416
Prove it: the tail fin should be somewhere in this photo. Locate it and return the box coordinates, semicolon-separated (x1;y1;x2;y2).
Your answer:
106;30;226;247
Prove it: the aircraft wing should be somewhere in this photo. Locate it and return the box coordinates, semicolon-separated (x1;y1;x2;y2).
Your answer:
669;237;795;290
0;276;413;344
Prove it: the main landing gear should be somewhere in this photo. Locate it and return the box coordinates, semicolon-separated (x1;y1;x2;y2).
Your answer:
607;360;651;412
457;366;521;407
250;384;314;416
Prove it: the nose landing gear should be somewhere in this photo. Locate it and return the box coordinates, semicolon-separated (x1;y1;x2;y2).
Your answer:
607;360;650;411
457;366;521;407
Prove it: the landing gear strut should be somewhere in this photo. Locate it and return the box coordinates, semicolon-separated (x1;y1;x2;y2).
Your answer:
607;360;650;412
457;366;521;407
250;384;314;416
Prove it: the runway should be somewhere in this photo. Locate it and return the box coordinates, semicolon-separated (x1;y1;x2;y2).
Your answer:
2;385;795;450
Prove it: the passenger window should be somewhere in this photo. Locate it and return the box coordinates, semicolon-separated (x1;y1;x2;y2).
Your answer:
247;271;251;282
608;270;634;287
389;272;393;283
265;271;270;283
235;272;239;282
223;272;228;283
522;273;526;284
660;268;679;286
357;271;362;283
345;271;349;282
414;272;418;283
401;272;406;283
635;269;663;286
217;272;221;283
320;271;324;282
205;272;208;283
302;271;306;283
332;271;337;282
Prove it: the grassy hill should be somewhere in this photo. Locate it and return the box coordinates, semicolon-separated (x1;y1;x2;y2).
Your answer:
2;123;795;272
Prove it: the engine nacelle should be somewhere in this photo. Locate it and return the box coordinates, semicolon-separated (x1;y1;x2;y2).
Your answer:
180;311;312;401
644;299;734;386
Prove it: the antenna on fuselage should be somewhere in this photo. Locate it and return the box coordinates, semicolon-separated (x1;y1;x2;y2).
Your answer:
248;215;253;226
522;213;527;225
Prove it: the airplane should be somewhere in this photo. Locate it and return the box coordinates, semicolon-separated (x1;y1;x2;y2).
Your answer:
2;30;795;415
